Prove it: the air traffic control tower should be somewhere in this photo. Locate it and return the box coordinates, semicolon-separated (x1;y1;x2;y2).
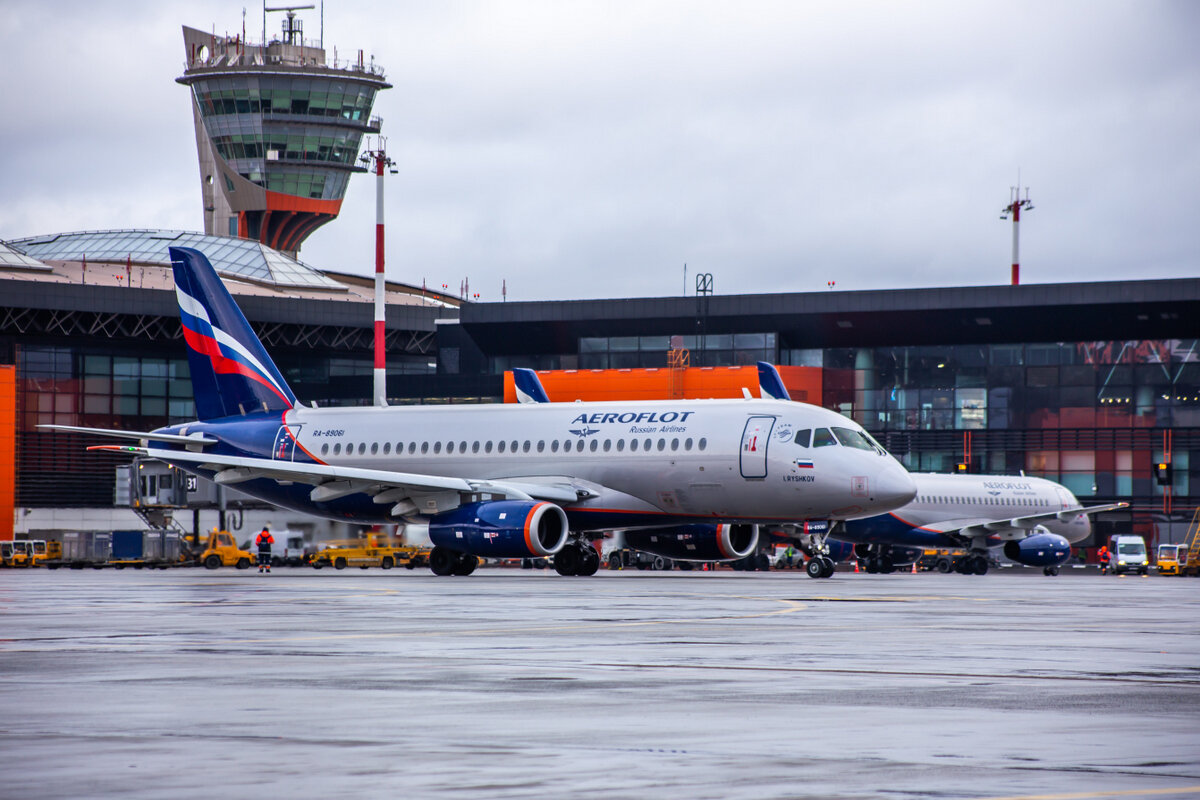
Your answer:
177;9;390;254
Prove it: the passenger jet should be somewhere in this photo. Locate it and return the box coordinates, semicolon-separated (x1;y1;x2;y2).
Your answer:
43;247;917;577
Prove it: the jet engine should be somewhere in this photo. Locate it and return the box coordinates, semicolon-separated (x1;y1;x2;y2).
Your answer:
1003;530;1071;567
623;523;759;561
428;500;569;558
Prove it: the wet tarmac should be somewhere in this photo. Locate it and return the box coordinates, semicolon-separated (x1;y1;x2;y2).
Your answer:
1;567;1198;800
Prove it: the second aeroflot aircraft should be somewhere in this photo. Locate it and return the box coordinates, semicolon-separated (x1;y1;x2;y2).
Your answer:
45;247;917;577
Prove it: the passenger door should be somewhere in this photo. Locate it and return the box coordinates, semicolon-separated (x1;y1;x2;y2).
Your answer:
740;416;775;479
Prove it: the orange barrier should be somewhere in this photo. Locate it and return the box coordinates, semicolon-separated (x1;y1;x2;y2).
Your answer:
504;364;822;404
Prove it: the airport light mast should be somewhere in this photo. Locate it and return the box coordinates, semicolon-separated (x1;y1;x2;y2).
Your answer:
359;138;398;406
1000;183;1034;286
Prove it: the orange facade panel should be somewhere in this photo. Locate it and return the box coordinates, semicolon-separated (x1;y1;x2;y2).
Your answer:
504;365;822;405
0;366;14;540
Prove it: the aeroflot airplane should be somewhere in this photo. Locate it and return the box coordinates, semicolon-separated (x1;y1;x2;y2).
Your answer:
757;364;1127;577
835;472;1127;576
43;247;917;577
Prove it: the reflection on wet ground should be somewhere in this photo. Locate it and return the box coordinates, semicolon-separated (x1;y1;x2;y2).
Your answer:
1;569;1198;799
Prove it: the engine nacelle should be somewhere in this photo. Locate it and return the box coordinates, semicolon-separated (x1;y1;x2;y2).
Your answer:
1004;531;1071;567
623;524;759;561
428;501;569;559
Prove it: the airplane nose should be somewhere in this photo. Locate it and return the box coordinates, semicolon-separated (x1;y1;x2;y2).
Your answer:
871;460;917;512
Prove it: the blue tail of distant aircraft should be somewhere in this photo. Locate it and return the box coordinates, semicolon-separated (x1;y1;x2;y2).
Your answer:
169;247;296;421
757;361;791;401
512;368;551;404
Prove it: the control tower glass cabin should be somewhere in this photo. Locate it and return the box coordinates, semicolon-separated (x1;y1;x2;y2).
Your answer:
177;16;390;255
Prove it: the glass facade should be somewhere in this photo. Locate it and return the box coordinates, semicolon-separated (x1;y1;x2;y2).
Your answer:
577;333;777;369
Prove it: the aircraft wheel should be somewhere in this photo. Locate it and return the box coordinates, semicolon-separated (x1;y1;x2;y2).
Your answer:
1043;566;1059;576
864;558;878;574
578;548;600;576
429;547;457;576
651;555;668;571
608;554;622;570
453;554;478;576
970;555;989;575
819;556;836;578
755;553;771;571
554;545;582;576
805;558;824;579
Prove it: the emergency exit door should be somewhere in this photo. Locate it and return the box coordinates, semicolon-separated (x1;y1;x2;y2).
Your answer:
740;416;775;479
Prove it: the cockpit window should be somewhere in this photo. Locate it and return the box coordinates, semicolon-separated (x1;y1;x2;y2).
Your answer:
812;428;837;447
831;427;876;451
861;430;887;454
793;429;811;447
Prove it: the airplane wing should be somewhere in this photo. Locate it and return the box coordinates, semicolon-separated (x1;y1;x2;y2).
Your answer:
38;424;217;447
130;445;593;515
927;503;1129;545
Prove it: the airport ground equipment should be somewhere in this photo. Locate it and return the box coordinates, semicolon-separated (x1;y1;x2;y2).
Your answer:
107;530;185;569
1109;535;1150;576
196;529;254;569
1181;509;1200;577
1156;543;1185;576
606;547;672;571
310;535;430;570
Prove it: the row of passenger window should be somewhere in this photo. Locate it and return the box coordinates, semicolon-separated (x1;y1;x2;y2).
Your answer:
319;436;710;458
918;494;1052;508
794;426;882;452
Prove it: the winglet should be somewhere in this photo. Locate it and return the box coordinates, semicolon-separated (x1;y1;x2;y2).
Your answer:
757;362;791;401
512;369;551;404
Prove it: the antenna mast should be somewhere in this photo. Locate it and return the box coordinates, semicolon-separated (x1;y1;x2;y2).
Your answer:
1000;176;1034;286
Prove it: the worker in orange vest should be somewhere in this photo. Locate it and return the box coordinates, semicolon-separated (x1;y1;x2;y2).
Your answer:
1097;544;1110;576
256;527;274;573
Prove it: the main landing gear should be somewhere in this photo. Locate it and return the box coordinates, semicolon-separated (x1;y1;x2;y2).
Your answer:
553;539;600;576
429;546;478;576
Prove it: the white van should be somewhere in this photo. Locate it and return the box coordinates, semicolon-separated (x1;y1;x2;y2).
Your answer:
1110;535;1149;576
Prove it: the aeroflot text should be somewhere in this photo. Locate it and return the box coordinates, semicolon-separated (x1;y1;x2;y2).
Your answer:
571;411;696;425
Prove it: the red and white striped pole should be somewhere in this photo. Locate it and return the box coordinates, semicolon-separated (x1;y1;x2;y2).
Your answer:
1001;183;1033;286
373;146;386;406
360;138;395;407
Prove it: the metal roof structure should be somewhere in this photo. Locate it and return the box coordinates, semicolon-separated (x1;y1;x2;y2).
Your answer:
0;241;52;272
8;229;345;291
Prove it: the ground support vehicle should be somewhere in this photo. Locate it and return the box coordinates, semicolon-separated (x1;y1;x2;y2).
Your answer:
1180;509;1200;577
606;547;672;571
310;537;430;570
194;530;255;570
107;530;186;569
1156;544;1185;576
1109;535;1149;576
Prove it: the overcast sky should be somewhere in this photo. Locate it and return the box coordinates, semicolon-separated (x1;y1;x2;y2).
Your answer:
1;1;1196;301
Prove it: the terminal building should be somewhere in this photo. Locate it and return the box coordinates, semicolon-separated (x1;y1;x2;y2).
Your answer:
0;8;1196;550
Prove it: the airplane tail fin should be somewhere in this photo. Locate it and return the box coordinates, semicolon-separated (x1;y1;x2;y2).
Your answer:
757;362;791;401
512;368;551;403
169;247;297;421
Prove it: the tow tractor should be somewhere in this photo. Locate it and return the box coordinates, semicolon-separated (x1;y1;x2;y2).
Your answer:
310;534;430;570
196;529;255;570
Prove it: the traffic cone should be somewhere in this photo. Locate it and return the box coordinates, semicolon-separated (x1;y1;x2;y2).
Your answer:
911;561;917;574
853;559;860;573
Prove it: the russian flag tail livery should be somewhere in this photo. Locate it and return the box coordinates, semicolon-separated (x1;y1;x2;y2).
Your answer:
757;361;791;401
169;247;296;421
512;368;551;404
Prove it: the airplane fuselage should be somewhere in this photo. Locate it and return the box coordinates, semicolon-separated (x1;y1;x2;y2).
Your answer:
836;472;1090;550
160;397;916;528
